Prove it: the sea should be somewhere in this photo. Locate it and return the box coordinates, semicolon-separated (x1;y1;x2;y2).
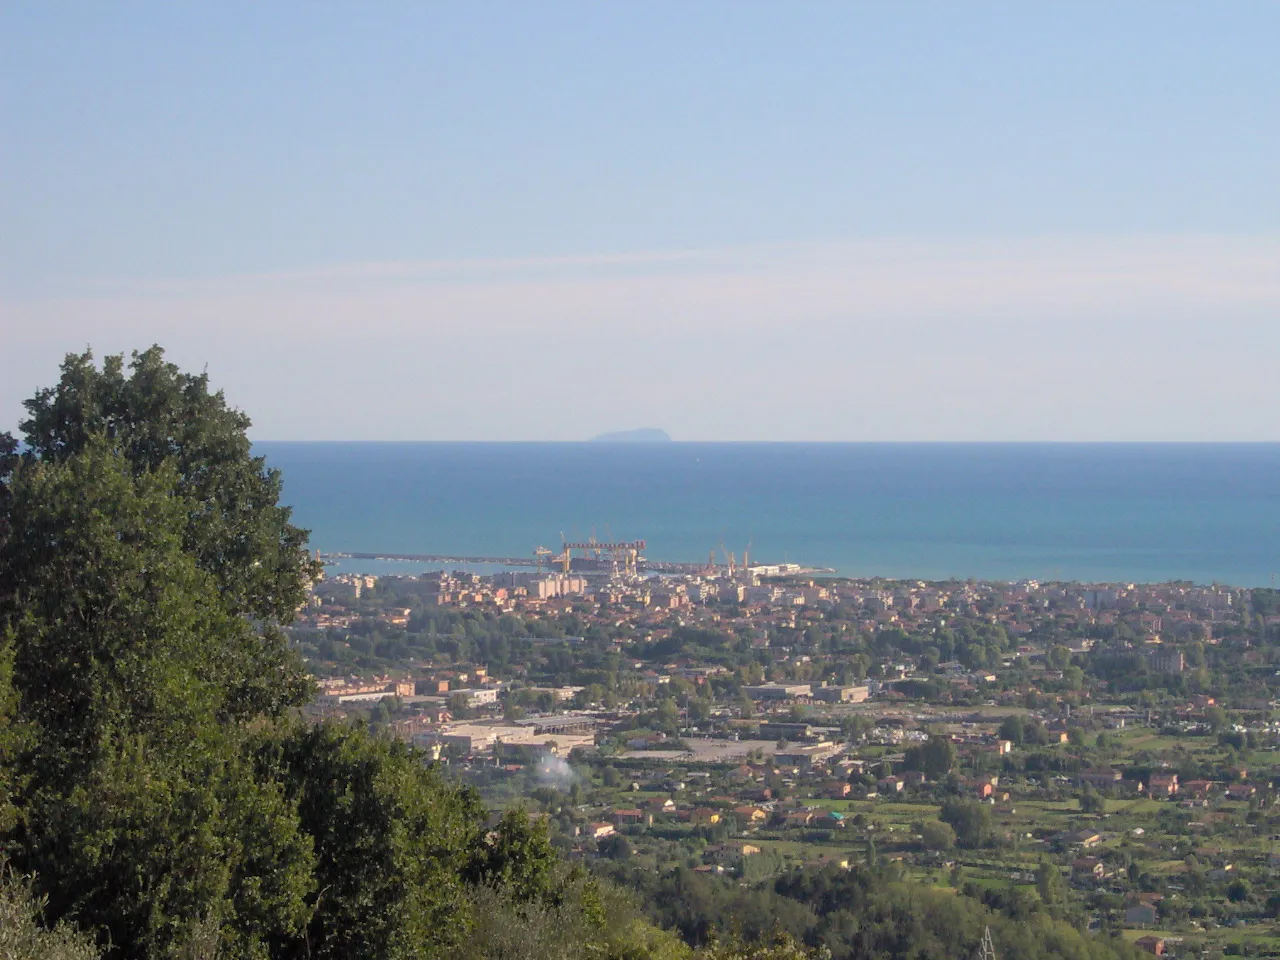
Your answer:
255;443;1280;588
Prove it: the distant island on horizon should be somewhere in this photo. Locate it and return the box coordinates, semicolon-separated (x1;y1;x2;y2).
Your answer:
589;428;673;443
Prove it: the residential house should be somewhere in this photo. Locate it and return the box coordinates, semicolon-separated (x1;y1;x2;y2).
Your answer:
1071;857;1106;881
1080;768;1123;789
709;840;761;864
1180;779;1214;799
822;780;852;799
1064;829;1103;848
1148;773;1178;797
733;805;769;826
806;854;850;869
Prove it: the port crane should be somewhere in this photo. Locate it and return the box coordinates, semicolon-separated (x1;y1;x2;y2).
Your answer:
533;544;572;574
559;536;646;577
533;546;555;574
720;545;735;578
718;538;753;579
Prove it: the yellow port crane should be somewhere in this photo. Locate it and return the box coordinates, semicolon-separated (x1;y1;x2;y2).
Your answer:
534;545;571;574
561;537;646;577
720;545;736;578
534;546;553;574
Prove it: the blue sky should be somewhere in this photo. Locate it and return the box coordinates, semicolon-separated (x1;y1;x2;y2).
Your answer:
2;3;1278;440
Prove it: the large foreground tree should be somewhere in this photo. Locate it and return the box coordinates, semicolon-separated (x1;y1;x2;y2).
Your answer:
0;347;816;960
1;441;316;956
0;347;331;957
15;346;317;622
0;349;565;959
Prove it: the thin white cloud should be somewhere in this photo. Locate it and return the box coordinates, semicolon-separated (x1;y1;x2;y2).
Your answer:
3;234;1279;440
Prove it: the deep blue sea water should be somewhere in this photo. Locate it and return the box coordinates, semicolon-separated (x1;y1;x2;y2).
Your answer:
255;443;1280;587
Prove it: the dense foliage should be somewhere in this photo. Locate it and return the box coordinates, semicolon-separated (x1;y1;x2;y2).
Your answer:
17;346;317;621
0;867;100;960
0;349;717;960
599;861;1140;960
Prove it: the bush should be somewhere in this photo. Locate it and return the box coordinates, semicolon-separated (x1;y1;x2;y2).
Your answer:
0;867;99;960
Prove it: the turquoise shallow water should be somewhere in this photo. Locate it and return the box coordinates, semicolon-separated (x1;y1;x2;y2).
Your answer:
256;443;1280;587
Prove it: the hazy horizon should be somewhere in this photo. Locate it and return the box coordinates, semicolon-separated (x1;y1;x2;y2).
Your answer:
248;439;1280;446
4;4;1279;441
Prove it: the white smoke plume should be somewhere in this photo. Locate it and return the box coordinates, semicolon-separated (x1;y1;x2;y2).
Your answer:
536;755;577;789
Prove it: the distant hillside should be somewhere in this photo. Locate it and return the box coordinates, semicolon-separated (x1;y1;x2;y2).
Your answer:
589;428;672;443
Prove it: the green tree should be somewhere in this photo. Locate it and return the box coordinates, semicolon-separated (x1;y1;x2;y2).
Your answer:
1227;878;1252;903
701;932;819;960
1205;705;1228;733
15;347;318;622
1;442;315;959
457;879;687;960
1079;786;1106;814
998;715;1025;745
372;697;395;726
0;349;684;960
0;868;100;960
598;834;634;861
939;799;993;849
465;808;559;904
910;735;956;777
839;715;872;742
655;698;681;734
266;722;487;959
920;820;957;851
688;697;712;724
1036;859;1065;908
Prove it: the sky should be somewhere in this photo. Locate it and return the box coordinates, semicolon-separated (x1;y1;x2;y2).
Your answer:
2;2;1278;441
